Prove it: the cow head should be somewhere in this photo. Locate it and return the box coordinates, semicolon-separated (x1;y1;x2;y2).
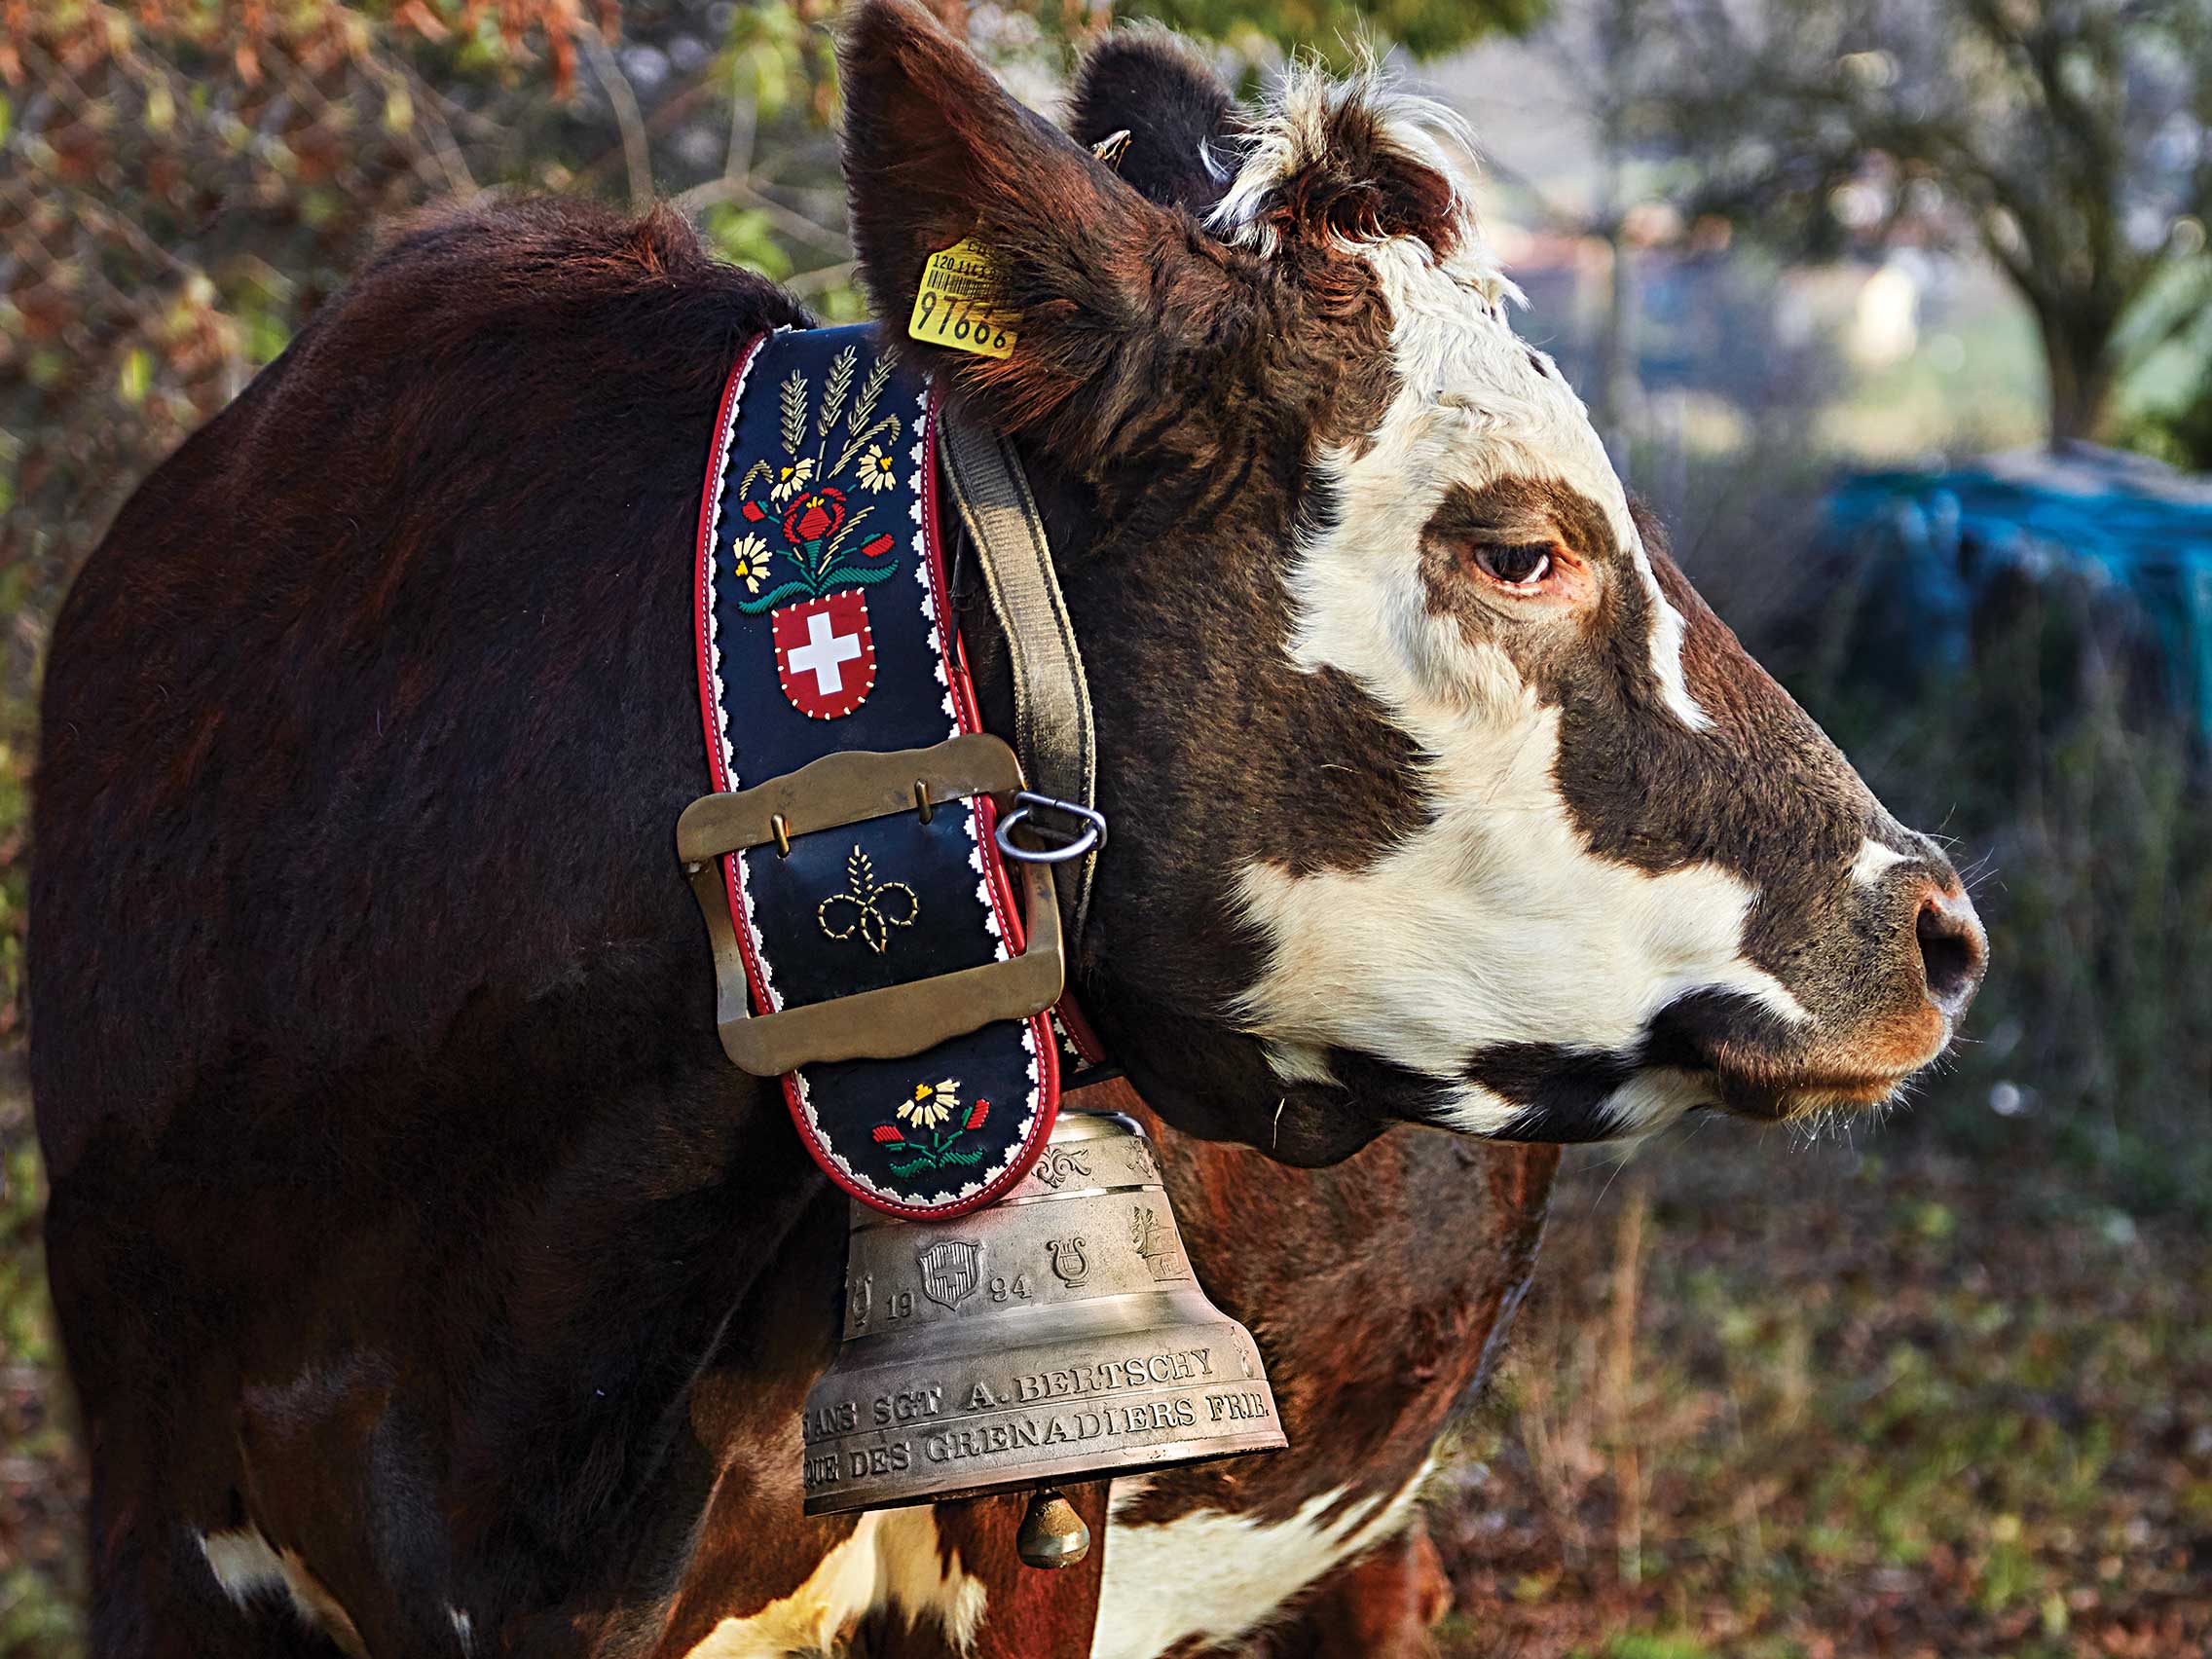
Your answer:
838;3;1986;1162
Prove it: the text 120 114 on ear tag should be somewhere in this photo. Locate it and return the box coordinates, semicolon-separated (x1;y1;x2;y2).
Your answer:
909;239;1018;360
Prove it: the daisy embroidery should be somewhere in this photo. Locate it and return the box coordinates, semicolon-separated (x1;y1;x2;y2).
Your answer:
730;534;773;596
897;1079;961;1130
857;444;898;494
769;455;815;503
872;1078;990;1175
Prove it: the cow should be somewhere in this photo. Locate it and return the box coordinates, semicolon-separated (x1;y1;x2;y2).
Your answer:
27;3;1986;1655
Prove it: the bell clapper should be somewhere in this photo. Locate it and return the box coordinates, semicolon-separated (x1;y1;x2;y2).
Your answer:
1016;1487;1091;1569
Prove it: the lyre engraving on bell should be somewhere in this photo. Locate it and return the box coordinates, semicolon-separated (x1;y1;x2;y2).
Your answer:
802;1110;1287;1515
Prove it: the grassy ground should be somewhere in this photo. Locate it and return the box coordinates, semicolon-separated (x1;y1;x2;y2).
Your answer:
1433;1121;2212;1659
5;1087;2207;1657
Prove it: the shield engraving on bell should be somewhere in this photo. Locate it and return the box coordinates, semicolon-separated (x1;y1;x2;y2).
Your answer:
801;1109;1287;1515
916;1238;982;1309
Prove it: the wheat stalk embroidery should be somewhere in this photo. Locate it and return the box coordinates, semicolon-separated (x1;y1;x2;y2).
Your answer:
818;344;857;441
727;342;909;614
834;350;902;474
778;368;807;455
850;351;892;431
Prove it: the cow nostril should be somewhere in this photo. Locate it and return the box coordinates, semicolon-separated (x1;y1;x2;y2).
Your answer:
1915;889;1985;1016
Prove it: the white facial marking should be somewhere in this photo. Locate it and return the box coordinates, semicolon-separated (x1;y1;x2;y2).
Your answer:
1211;62;1709;734
1091;1469;1430;1659
1200;63;1785;1129
451;1607;473;1651
1851;837;1911;887
198;1528;368;1659
1233;694;1806;1135
682;1507;986;1659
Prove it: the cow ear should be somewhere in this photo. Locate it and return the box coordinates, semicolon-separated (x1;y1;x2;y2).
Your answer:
1067;29;1238;217
837;0;1256;469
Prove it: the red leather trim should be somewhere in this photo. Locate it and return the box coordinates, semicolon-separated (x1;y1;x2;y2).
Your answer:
693;333;762;799
1053;994;1111;1069
690;342;1055;1219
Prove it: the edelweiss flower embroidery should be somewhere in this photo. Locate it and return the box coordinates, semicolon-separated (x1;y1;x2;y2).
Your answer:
730;533;773;596
897;1079;961;1130
770;456;815;503
857;444;898;494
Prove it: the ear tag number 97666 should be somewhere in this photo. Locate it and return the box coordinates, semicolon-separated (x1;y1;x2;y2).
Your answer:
908;238;1018;360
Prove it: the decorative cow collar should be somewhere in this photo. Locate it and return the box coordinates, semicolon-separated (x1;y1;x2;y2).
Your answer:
681;326;1104;1219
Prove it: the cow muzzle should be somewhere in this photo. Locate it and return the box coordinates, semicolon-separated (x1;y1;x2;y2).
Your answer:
1914;881;1987;1020
1701;861;1988;1119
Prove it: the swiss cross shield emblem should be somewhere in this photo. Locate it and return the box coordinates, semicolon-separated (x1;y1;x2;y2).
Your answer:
916;1238;982;1309
771;590;876;719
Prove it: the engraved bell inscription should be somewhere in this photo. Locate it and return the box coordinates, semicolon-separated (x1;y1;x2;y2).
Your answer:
800;1109;1287;1514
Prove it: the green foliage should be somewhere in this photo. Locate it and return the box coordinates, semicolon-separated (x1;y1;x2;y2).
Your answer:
1128;0;1542;61
1600;1635;1720;1659
702;204;796;280
0;1083;77;1659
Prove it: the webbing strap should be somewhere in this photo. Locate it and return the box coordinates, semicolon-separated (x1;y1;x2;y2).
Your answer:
938;417;1100;957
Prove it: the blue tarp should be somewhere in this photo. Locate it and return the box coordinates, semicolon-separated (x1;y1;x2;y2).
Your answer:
1824;445;2212;739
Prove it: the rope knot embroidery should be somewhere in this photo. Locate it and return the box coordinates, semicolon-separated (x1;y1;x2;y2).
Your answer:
817;845;920;954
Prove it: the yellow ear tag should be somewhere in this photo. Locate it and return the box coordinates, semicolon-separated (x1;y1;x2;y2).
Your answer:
908;238;1018;360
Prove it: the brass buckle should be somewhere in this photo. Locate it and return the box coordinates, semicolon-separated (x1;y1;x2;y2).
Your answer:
677;733;1064;1077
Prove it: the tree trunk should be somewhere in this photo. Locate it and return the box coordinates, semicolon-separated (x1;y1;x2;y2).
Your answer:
2039;308;2119;448
1595;216;1641;461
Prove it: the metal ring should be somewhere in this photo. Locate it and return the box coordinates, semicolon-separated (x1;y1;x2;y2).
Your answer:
995;792;1107;866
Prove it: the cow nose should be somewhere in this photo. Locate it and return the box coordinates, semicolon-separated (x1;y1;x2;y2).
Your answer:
1914;884;1986;1017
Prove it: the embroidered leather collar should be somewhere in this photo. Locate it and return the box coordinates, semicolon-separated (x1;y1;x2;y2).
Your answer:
680;326;1101;1218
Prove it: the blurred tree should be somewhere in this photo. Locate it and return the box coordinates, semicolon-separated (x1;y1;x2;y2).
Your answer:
1645;0;2212;447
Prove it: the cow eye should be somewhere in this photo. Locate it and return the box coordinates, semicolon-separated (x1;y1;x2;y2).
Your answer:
1471;541;1555;588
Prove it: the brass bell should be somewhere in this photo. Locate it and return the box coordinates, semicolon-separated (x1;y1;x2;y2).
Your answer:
801;1109;1286;1525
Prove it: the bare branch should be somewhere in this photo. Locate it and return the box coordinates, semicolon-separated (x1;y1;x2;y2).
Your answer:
672;174;848;252
579;25;651;210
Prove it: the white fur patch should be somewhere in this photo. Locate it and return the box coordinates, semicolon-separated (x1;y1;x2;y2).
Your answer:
1851;837;1911;887
1601;1066;1720;1134
198;1528;368;1658
1091;1470;1430;1659
1360;236;1708;734
1209;62;1476;265
1198;67;1801;1131
1232;688;1805;1136
682;1508;986;1659
1211;61;1709;735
